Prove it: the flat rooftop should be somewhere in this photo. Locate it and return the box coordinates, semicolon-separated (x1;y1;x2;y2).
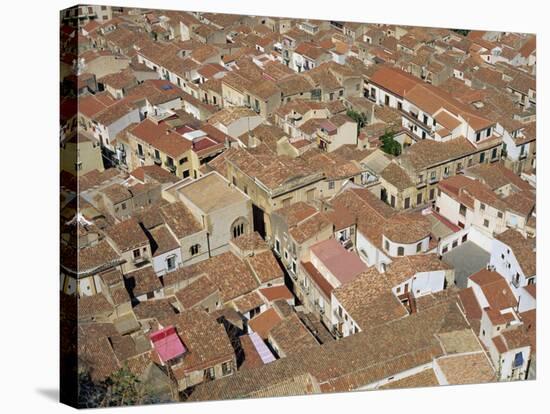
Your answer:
443;241;490;288
177;172;248;213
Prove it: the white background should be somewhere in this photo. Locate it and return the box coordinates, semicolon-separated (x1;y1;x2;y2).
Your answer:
0;0;546;412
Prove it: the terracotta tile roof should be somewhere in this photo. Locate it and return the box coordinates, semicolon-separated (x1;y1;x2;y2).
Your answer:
163;309;235;375
383;212;431;244
175;275;219;310
78;293;114;320
273;202;317;227
124;266;162;297
289;212;332;244
109;334;146;362
129;119;192;158
469;269;518;311
334;267;408;330
189;301;471;401
78;93;116;118
379;368;439;389
501;327;531;350
246;250;284;284
238;334;266;371
380;162;414;190
502;190;535;217
330;187;395;250
232;291;266;314
269;313;320;355
130;165;179;184
231;232;269;253
301;149;362;180
385;254;451;287
74;239;121;274
248;307;283;340
207;106;258;126
369;65;421;97
133;297;178;321
400;137;475;171
464;163;532;192
149;225;179;257
159;202;202;239
458;287;483;322
78;333;121;382
101;183;132;204
495;229;536;277
223;146;321;192
259;285;294;303
193;252;259;302
98;68;136;90
436;352;495;385
106;217;149;252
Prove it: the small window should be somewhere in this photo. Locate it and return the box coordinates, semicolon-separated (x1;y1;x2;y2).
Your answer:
416;193;423;205
384;240;390;251
179;157;188;165
404;197;410;209
483;219;490;228
328;181;335;190
416;242;422;253
133;249;141;259
497;211;503;218
397;246;405;256
480;203;486;210
166;255;176;270
222;362;232;376
190;244;200;256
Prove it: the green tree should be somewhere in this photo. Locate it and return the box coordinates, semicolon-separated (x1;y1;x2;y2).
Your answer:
379;130;402;156
78;366;163;408
346;109;368;135
451;28;470;36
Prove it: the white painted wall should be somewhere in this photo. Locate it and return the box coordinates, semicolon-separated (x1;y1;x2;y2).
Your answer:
392;269;446;298
152;248;183;276
356;231;392;272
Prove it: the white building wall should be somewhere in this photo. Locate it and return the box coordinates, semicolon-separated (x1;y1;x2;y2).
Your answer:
382;235;430;257
489;238;532;287
356;231;392;272
468;226;493;252
152;248;183;276
392;270;446;298
517;287;536;313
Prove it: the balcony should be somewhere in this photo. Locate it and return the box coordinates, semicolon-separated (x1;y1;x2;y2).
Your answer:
428;175;439;184
332;326;343;339
132;254;150;265
153;155;162;165
340;238;353;250
164;161;176;173
416;179;427;189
